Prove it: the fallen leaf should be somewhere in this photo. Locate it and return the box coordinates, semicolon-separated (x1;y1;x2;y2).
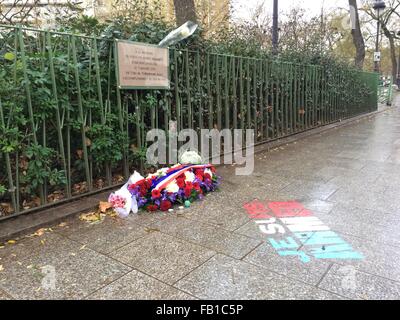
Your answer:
0;202;13;215
7;240;16;245
79;212;102;223
108;211;117;218
80;245;86;250
73;182;88;195
94;179;105;189
0;265;3;272
99;201;112;213
33;228;46;237
47;191;64;203
58;222;68;228
40;240;46;245
144;227;160;234
113;175;125;183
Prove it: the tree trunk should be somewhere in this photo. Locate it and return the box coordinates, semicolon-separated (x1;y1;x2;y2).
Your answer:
381;23;398;81
349;0;365;69
173;0;197;26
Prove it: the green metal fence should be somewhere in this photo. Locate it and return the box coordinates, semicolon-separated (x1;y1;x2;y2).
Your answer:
0;25;378;219
378;76;394;106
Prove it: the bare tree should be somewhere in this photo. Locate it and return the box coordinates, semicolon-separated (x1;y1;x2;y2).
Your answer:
173;0;197;26
363;0;400;79
0;0;83;26
349;0;366;69
0;0;40;24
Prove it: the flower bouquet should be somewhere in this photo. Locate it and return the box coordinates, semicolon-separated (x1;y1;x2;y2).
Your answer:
108;153;220;217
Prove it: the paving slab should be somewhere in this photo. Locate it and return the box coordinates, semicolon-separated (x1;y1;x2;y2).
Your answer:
88;270;194;300
243;242;332;286
310;232;400;283
0;236;131;300
318;263;400;300
280;180;339;201
183;194;251;232
150;217;262;260
56;216;148;255
111;232;215;285
311;209;400;247
175;254;335;300
0;233;67;262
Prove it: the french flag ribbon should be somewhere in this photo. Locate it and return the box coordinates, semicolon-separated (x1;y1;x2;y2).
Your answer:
153;164;213;191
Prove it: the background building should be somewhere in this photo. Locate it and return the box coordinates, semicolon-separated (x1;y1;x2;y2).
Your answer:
0;0;231;36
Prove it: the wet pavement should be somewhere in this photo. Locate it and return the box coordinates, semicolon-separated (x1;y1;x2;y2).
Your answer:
1;96;400;300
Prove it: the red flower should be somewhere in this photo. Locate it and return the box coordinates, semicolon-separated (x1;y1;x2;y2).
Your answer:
196;174;204;182
147;205;158;212
139;189;147;197
186;181;193;189
176;178;185;189
136;179;145;187
184;186;193;198
160;200;172;212
204;173;212;181
195;169;204;176
210;166;216;173
144;179;152;189
152;189;162;199
193;182;201;191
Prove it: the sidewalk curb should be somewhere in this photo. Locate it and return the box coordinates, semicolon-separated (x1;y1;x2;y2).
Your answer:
0;192;110;243
0;106;394;243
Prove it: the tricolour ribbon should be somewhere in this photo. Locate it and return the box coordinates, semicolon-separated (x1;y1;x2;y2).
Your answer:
153;164;213;191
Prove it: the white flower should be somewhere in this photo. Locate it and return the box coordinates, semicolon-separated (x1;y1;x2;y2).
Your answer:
180;151;203;165
204;168;214;178
147;173;158;180
156;168;169;177
184;171;196;183
166;181;180;193
128;171;144;185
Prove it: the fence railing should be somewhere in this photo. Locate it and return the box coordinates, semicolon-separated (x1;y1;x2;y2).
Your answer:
0;25;378;219
378;76;394;106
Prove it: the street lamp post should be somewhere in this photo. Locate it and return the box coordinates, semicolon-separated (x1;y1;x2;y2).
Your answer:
373;0;386;73
272;0;279;55
397;31;400;88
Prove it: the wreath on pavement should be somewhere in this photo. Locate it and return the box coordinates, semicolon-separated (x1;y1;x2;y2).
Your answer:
108;152;220;217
